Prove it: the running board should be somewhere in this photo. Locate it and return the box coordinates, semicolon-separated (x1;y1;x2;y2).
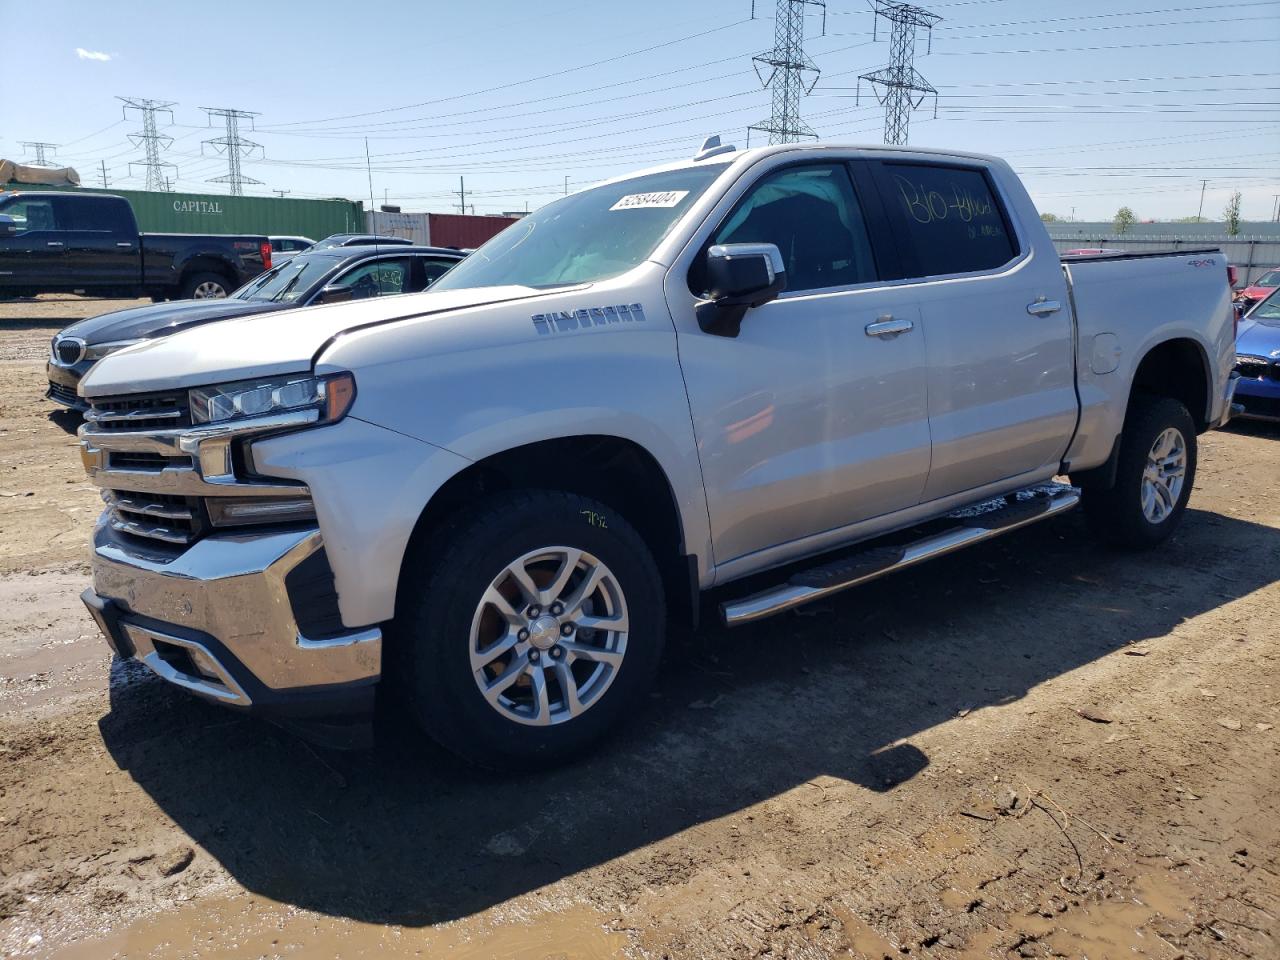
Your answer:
720;484;1081;627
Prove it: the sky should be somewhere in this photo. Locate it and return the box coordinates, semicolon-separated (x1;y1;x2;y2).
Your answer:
2;0;1278;222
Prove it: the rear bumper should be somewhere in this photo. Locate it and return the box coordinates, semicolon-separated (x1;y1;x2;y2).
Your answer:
85;518;382;748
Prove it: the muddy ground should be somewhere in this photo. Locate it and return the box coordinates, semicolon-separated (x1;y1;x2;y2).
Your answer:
1;296;1277;959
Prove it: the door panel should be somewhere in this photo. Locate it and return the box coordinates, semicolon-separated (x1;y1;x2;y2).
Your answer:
870;160;1076;501
677;291;929;564
0;197;64;286
669;161;930;569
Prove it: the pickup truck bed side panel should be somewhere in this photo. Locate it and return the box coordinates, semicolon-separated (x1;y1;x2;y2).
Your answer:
1061;252;1234;472
312;264;715;601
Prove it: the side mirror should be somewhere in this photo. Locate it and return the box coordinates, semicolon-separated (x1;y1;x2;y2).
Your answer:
0;215;18;238
697;243;787;337
314;283;354;305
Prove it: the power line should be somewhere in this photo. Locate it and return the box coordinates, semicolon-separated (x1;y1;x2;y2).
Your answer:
117;97;178;192
748;0;827;144
201;107;264;196
20;141;58;167
858;1;942;145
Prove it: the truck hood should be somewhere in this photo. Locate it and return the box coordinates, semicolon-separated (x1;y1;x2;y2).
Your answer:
1237;315;1280;357
60;298;284;344
79;284;553;397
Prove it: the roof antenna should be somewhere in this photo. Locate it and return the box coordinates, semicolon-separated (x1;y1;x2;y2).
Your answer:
694;135;737;162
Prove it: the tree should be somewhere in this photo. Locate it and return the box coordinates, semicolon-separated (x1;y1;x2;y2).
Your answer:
1113;206;1137;235
1223;190;1242;237
1039;211;1059;222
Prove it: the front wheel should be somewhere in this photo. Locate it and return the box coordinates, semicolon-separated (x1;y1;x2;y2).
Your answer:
1079;395;1197;549
393;490;666;769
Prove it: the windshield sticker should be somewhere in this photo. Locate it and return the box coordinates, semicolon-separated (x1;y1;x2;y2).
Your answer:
609;191;689;211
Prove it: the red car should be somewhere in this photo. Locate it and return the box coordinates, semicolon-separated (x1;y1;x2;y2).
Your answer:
1235;267;1280;309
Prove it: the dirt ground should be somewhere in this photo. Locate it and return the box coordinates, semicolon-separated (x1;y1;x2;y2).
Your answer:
1;296;1277;959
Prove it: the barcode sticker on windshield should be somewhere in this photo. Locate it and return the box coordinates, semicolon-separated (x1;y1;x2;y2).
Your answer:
609;190;689;211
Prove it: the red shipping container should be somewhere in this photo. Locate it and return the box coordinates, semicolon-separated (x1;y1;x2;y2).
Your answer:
427;213;517;249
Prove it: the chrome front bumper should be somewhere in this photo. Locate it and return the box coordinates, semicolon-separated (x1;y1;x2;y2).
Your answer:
85;515;381;713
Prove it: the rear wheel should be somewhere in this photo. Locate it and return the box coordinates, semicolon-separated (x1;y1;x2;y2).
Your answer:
1079;394;1197;548
180;272;230;300
394;490;665;769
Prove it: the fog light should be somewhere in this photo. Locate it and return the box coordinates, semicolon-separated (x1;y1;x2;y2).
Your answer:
206;495;316;527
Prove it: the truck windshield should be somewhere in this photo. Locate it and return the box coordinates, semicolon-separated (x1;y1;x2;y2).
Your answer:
236;255;340;303
431;163;730;291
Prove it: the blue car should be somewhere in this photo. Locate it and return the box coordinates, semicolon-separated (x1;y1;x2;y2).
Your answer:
1234;286;1280;422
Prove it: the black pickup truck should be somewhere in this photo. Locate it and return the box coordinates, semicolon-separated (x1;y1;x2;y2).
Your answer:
0;191;271;301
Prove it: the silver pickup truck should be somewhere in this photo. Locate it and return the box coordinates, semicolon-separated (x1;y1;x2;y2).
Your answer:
76;141;1239;765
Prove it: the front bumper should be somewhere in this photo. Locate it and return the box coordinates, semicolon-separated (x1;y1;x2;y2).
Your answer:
46;359;91;410
1233;373;1280;422
85;516;382;747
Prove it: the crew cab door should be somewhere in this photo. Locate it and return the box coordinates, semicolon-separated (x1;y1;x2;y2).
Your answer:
50;195;140;290
867;160;1076;501
667;160;931;575
0;196;65;289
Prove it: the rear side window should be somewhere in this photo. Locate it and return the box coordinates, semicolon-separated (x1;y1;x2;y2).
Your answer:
880;163;1016;276
53;196;133;234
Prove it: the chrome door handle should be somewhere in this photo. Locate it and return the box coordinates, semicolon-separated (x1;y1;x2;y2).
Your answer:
1027;298;1062;316
865;316;914;338
46;241;64;247
115;242;133;248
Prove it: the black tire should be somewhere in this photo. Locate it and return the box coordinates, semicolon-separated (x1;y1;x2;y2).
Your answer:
1079;394;1197;549
179;272;230;300
392;489;666;769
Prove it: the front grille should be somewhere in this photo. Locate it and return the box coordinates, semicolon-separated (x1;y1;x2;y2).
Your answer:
107;451;194;472
104;490;206;546
52;336;85;366
87;390;192;431
1235;357;1270;380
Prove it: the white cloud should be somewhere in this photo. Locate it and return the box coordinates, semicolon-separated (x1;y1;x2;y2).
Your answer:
75;48;112;62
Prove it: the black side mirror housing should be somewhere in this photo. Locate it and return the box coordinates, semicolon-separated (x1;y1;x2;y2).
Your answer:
697;243;787;337
0;215;18;238
314;283;354;305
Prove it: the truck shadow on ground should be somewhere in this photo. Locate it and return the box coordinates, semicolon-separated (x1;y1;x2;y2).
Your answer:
99;506;1279;926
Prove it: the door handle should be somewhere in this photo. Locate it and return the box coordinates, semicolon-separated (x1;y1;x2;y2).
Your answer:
115;242;133;248
1027;298;1062;316
865;316;914;338
46;241;64;247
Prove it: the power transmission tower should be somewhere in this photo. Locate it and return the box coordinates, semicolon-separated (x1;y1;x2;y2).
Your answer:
117;97;177;192
748;0;827;144
857;1;941;146
20;142;58;167
201;107;264;196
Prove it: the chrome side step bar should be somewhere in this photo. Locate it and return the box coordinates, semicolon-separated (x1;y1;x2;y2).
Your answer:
721;485;1081;627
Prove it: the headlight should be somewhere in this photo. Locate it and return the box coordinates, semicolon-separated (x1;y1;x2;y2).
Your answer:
189;371;356;425
84;339;143;361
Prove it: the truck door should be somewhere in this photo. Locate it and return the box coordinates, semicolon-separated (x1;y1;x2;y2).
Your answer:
51;195;139;291
669;160;931;574
0;196;65;289
867;160;1076;502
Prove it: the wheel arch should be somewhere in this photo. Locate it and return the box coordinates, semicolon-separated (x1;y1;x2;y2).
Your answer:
1128;336;1213;432
176;255;237;289
399;434;702;627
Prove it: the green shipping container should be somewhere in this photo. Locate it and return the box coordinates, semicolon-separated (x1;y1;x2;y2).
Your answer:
4;184;364;241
